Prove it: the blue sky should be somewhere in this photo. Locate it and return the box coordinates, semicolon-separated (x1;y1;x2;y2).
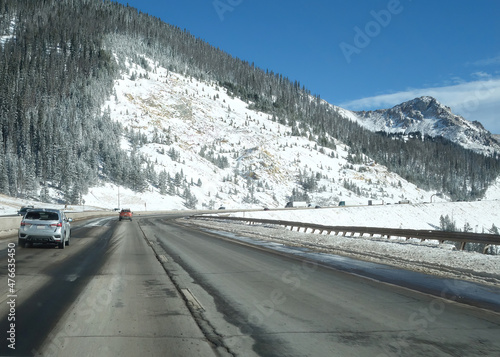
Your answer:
115;0;500;133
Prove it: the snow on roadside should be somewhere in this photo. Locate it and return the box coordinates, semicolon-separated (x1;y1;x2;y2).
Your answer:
234;200;500;233
187;217;499;286
186;201;500;286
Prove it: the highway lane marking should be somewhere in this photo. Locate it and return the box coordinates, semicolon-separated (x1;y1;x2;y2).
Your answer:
81;217;114;228
181;288;204;311
159;254;168;263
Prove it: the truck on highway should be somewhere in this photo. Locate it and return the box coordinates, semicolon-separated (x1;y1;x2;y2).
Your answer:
285;201;309;208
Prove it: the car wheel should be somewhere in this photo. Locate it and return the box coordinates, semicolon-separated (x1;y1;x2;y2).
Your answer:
18;239;25;248
59;241;65;249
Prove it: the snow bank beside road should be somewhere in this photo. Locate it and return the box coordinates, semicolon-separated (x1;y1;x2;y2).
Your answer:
235;201;500;233
187;217;500;286
188;201;500;286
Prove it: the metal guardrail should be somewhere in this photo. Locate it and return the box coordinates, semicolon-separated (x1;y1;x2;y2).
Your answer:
194;215;500;254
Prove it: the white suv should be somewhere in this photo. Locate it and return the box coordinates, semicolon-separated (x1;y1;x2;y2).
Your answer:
18;209;72;249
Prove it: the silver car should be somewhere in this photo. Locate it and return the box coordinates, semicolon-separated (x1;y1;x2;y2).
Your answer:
18;209;72;249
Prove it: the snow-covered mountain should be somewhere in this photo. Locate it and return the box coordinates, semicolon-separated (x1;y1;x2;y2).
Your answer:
349;96;500;156
83;58;442;211
2;1;498;213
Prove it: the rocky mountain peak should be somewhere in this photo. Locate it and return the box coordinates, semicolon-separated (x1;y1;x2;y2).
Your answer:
394;96;447;116
351;96;500;156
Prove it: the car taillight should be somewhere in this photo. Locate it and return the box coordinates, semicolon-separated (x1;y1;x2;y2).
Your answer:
50;223;63;227
20;222;26;226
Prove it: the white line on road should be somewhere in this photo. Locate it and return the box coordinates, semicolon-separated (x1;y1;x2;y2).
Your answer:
181;288;204;311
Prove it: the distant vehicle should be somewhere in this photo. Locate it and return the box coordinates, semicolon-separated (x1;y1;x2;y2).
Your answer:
18;208;72;249
338;201;346;206
398;200;411;204
17;205;34;216
218;206;226;210
285;201;309;208
263;207;270;211
368;200;385;206
119;209;133;221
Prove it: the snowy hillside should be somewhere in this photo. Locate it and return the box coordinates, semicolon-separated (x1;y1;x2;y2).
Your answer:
2;0;499;216
92;57;441;211
348;96;500;156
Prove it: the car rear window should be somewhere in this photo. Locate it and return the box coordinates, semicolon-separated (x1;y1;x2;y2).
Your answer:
25;211;60;220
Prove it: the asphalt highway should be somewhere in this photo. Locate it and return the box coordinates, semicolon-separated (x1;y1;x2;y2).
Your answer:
0;214;499;356
0;216;217;357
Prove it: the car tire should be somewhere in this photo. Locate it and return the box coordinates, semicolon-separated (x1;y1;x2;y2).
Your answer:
59;241;65;249
18;239;25;248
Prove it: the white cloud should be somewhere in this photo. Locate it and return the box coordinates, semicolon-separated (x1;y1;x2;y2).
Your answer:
472;71;492;79
471;55;500;67
340;78;500;134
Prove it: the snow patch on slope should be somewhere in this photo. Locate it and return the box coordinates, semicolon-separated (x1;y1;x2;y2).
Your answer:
95;55;436;210
0;16;16;46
